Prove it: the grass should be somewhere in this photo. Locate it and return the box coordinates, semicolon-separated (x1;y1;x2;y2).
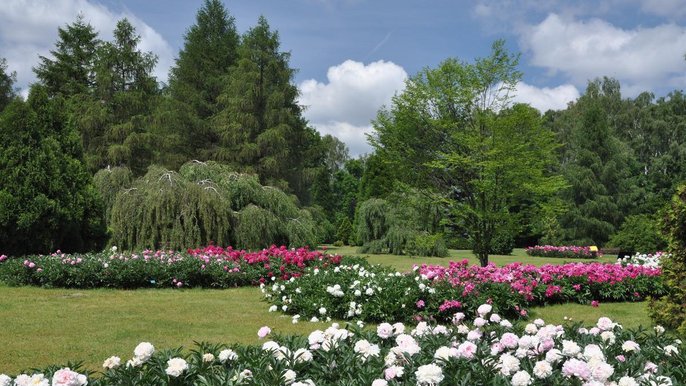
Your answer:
0;285;329;374
530;302;652;330
0;247;646;375
326;246;617;271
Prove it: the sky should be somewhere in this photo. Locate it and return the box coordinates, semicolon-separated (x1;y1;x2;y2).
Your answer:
2;0;686;156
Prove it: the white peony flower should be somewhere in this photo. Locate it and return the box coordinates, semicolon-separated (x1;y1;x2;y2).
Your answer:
562;340;581;356
283;369;297;384
0;374;10;386
102;356;121;370
353;339;380;361
377;323;394;339
533;360;552;378
664;345;679;356
622;340;640;352
415;364;444;385
202;353;215;362
618;376;639;386
498;353;521;376
511;370;532;386
294;348;313;363
52;368;87;386
434;346;457;361
133;342;155;362
477;304;492;316
165;357;188;378
371;379;388;386
14;374;48;386
291;380;315;386
219;349;237;363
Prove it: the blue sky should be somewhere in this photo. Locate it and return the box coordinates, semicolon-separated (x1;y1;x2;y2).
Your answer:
2;0;686;155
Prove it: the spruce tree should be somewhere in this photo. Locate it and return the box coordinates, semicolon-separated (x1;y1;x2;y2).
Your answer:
214;16;315;197
34;15;100;97
152;0;240;168
93;18;159;174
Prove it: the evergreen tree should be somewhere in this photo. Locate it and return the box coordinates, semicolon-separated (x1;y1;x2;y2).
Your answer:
153;0;240;168
214;16;315;198
0;86;106;255
34;15;100;97
169;0;239;120
0;58;16;112
93;18;159;174
552;79;643;245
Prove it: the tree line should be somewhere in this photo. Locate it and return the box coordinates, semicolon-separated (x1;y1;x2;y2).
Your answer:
1;1;685;263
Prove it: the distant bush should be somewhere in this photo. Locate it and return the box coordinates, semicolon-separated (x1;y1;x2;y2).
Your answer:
607;214;667;253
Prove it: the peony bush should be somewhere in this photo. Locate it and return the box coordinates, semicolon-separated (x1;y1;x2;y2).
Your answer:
0;245;347;289
263;260;665;324
526;245;600;259
2;309;684;385
617;252;670;269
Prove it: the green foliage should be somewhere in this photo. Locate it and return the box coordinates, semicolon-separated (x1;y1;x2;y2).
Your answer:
213;16;319;202
355;192;447;256
336;217;353;245
550;78;643;246
0;57;16;112
0;87;106;255
33;15;99;97
407;232;449;257
151;0;240;168
371;41;565;266
108;161;320;250
488;231;515;255
649;184;686;336
607;214;668;252
92;166;133;220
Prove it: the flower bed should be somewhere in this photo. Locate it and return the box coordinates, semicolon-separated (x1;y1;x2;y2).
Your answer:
526;245;599;259
617;252;670;269
3;310;684;385
263;260;665;324
0;246;345;289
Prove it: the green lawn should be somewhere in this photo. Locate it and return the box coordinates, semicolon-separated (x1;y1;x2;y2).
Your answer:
0;247;647;375
0;285;329;374
326;245;617;271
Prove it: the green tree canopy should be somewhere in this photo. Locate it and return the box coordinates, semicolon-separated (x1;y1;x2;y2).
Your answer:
153;0;241;168
213;16;318;201
34;14;100;97
0;86;106;255
371;40;565;266
0;57;16;112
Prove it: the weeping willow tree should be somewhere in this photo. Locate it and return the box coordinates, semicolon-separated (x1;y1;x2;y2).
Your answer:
355;191;448;257
93;166;134;220
108;161;318;250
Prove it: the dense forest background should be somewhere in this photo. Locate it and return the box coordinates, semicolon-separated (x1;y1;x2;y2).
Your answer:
1;0;684;258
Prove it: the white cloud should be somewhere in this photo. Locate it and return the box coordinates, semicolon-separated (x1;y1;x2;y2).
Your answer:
0;0;174;91
520;13;686;95
513;82;580;112
298;60;407;156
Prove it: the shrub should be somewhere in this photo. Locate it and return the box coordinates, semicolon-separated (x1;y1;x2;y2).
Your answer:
488;231;515;255
607;214;667;253
0;246;344;289
649;184;686;336
264;259;664;324
408;233;449;257
336;217;353;245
